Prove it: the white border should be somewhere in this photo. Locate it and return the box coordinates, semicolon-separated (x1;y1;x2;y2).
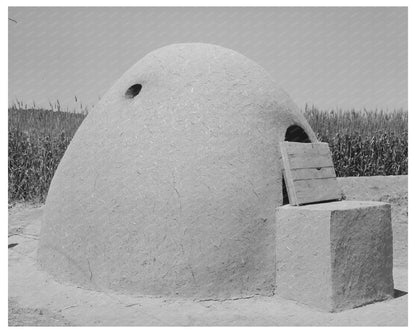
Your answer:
3;0;414;6
2;2;412;331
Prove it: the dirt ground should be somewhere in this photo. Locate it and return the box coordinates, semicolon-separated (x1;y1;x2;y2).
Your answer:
8;175;408;326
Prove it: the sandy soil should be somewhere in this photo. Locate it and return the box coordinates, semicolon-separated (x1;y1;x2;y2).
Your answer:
8;176;408;326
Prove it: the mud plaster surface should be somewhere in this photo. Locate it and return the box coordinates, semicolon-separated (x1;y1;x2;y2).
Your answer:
38;43;317;299
9;176;407;326
277;201;393;312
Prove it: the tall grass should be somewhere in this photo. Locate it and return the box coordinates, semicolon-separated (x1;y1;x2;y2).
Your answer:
8;107;85;202
8;105;408;203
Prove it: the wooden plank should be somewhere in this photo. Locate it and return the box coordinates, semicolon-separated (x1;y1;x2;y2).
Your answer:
287;155;333;170
290;166;336;181
279;141;342;205
285;143;333;169
284;142;333;169
283;141;330;156
293;178;342;205
280;142;299;205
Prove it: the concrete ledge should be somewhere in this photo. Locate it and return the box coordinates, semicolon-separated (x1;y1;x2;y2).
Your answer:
276;201;394;312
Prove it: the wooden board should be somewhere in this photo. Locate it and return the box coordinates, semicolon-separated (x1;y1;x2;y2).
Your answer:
280;141;342;205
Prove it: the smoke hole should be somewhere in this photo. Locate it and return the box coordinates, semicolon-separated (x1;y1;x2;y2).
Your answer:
125;84;142;99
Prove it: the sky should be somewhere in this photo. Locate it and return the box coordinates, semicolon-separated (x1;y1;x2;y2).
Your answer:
8;7;407;112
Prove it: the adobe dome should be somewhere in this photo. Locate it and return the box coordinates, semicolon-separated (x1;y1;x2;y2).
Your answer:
38;43;317;299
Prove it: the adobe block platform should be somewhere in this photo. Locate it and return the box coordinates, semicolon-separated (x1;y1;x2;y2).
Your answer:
276;200;394;312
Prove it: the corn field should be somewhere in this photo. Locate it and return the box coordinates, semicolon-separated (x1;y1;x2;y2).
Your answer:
8;105;408;203
304;106;408;177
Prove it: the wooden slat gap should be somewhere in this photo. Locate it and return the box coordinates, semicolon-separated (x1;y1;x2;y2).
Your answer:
290;166;334;170
293;176;336;181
